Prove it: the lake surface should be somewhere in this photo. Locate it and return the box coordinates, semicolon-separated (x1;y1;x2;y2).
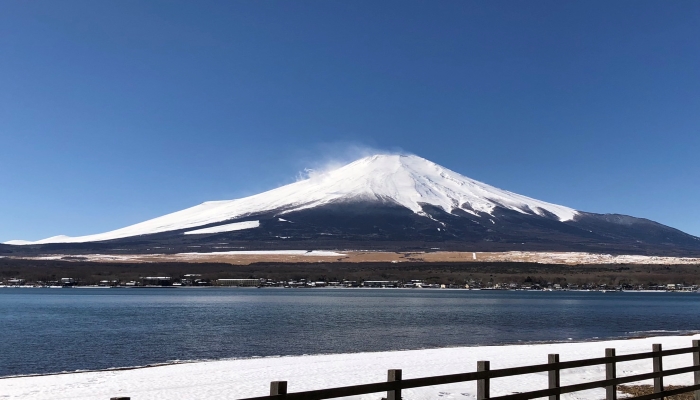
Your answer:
1;288;699;377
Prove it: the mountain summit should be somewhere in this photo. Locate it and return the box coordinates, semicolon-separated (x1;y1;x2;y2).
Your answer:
5;154;700;256
287;154;578;221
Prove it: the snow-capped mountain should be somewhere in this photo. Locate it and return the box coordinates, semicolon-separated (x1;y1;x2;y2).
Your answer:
7;155;576;245
4;154;700;256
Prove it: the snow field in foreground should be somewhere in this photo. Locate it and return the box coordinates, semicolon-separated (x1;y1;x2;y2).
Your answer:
2;334;699;400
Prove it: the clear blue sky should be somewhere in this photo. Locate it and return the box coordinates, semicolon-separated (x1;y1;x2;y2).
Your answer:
1;1;699;242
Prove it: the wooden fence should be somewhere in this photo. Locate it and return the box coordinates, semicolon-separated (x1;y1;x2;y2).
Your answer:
111;340;700;400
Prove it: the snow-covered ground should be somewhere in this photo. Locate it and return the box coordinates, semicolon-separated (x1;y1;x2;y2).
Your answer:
11;250;347;262
10;250;700;265
471;251;700;265
180;250;346;257
2;334;698;400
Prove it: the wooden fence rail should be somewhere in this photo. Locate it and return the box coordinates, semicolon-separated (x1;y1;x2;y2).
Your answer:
110;340;700;400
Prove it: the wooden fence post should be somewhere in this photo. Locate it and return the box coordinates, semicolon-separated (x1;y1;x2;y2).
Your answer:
606;348;617;400
270;381;288;397
548;354;560;400
653;344;663;400
477;361;490;400
693;340;700;400
387;369;402;400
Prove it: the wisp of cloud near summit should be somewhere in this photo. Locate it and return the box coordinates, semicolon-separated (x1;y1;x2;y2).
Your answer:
294;143;409;181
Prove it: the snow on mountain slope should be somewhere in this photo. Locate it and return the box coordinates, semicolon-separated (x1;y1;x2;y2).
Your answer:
183;220;260;235
5;154;578;245
3;240;34;245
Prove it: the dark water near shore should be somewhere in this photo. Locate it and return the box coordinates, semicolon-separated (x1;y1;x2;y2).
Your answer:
1;288;699;377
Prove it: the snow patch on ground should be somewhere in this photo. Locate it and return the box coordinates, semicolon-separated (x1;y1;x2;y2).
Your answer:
179;250;346;257
1;334;698;400
497;251;700;265
12;250;347;263
183;221;260;235
8;251;700;265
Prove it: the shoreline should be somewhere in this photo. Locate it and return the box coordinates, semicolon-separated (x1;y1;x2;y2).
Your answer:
3;330;700;380
3;333;700;400
1;285;698;293
5;257;700;289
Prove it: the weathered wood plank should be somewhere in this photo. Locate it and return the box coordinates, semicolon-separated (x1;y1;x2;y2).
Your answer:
477;361;490;400
606;348;617;400
270;381;288;396
694;340;700;400
548;354;560;400
387;369;402;400
653;344;664;400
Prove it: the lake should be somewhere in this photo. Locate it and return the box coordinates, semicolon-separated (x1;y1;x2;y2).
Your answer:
1;288;699;377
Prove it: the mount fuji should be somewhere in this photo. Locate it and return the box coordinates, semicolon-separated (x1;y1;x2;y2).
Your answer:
4;154;700;256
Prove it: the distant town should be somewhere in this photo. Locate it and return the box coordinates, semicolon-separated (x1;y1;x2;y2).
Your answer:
1;275;698;292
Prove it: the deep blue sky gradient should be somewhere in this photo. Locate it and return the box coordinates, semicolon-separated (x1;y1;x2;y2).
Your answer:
1;1;699;242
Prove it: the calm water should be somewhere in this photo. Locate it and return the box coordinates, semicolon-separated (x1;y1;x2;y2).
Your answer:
1;288;699;377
